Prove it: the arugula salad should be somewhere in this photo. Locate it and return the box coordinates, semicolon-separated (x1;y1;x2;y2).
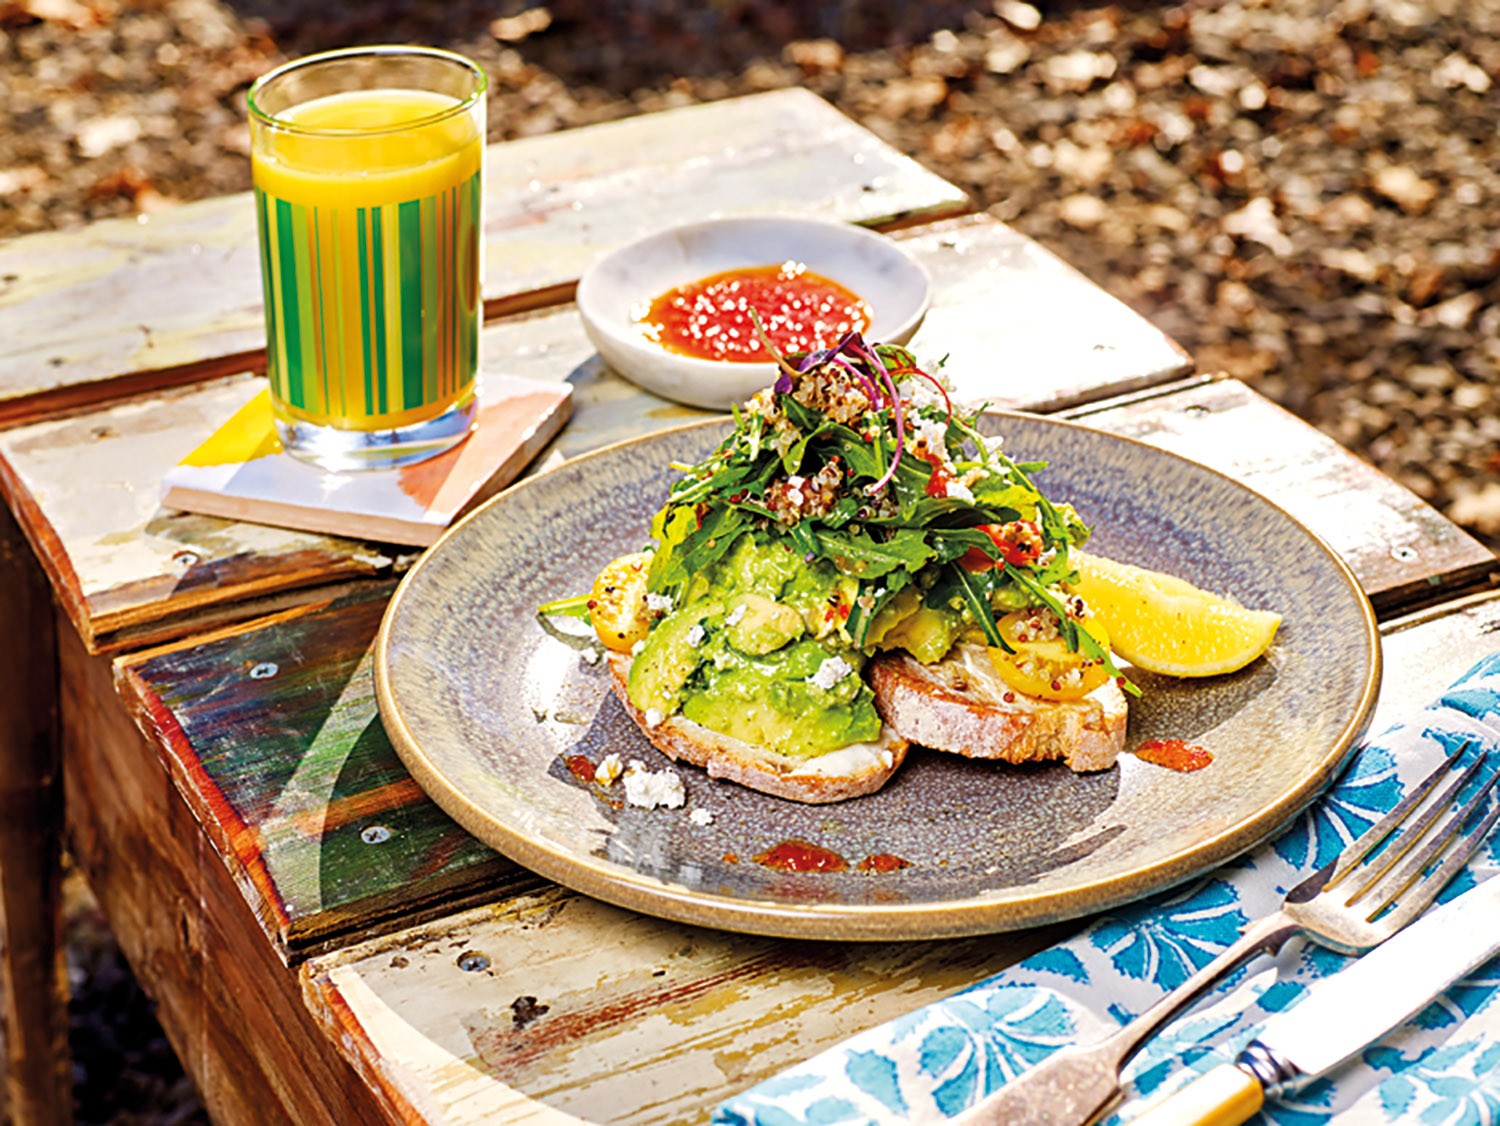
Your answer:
547;332;1133;763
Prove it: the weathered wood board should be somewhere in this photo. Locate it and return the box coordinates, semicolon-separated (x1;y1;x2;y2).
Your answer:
60;610;393;1125
0;377;402;655
0;213;1194;656
1067;379;1498;615
114;581;533;960
291;588;1500;1126
902;214;1190;409
301;890;1065;1126
0;88;968;427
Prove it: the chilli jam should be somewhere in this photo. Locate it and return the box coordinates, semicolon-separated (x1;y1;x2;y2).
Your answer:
752;839;849;873
1134;738;1214;773
637;262;871;362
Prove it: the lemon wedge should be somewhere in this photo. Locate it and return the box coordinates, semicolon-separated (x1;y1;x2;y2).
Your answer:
1069;550;1281;677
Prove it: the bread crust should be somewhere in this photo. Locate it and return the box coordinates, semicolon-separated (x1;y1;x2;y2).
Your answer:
605;652;908;803
868;648;1127;773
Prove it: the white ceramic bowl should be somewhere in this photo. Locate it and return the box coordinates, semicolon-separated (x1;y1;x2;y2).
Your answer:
575;216;933;410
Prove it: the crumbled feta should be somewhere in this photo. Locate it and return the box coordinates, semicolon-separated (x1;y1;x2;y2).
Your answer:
912;417;951;463
881;749;894;768
646;592;674;613
644;707;666;728
580;646;601;664
984;434;1006;456
630;639;646;656
689;808;715;826
595;753;624;786
808;655;854;691
623;764;686;810
898;377;947;411
945;479;974;502
685;623;706;647
726;602;748;626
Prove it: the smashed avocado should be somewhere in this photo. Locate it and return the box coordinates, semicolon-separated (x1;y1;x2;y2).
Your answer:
627;533;881;757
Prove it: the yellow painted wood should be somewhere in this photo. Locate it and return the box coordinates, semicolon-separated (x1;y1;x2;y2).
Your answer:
0;89;968;425
1128;1064;1264;1126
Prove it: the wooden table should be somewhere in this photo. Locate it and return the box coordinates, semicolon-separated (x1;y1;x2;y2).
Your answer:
0;89;1494;1126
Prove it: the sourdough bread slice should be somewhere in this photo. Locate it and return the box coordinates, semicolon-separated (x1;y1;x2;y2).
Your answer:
606;652;908;803
868;643;1127;773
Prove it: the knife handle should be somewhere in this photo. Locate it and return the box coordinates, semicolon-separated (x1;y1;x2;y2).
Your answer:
1126;1064;1264;1126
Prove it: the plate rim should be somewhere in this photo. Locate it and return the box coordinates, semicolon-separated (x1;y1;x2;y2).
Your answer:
374;412;1383;940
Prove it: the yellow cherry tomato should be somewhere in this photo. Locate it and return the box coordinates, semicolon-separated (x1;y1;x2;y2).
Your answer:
986;608;1111;701
589;552;653;653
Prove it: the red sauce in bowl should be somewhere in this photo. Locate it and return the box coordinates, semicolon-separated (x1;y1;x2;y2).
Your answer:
637;262;872;362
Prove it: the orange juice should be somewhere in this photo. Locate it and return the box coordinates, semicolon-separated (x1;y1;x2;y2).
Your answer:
251;78;483;438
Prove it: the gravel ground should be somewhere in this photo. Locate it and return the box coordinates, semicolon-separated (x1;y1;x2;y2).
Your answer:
1;0;1495;1121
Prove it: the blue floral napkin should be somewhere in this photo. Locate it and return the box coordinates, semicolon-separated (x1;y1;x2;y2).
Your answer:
714;653;1500;1126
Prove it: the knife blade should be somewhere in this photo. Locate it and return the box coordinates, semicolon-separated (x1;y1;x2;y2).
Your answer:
1129;872;1500;1126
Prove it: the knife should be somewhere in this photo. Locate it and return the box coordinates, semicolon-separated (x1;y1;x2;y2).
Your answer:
1129;872;1500;1126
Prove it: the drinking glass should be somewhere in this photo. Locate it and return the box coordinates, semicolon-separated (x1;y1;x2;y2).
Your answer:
248;46;487;470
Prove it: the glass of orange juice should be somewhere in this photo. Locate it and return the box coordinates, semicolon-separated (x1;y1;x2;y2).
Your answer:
248;47;487;470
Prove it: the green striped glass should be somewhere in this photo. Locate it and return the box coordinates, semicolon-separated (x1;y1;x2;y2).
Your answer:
249;47;487;470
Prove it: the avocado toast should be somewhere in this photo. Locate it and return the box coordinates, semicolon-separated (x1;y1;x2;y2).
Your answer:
567;332;1136;802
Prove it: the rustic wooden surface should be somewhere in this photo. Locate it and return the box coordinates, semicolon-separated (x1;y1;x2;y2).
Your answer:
109;376;1493;969
0;504;70;1126
59;608;392;1125
1066;378;1498;615
0;378;400;655
0;212;1194;657
293;586;1500;1126
0;89;967;428
301;890;1067;1126
114;580;535;960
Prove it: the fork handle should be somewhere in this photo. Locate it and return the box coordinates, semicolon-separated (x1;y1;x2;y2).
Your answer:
952;911;1300;1126
1098;909;1301;1068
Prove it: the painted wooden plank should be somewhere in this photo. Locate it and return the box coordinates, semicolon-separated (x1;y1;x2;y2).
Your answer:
60;611;393;1125
0;376;401;655
293;588;1500;1126
1066;378;1498;615
301;889;1063;1126
114;580;534;959
0;213;1193;657
0;89;967;428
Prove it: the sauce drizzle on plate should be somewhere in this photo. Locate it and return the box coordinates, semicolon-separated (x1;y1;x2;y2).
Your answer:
753;839;849;872
1135;738;1214;772
637;262;871;362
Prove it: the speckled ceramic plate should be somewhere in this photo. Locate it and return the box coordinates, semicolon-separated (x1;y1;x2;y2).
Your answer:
375;414;1381;941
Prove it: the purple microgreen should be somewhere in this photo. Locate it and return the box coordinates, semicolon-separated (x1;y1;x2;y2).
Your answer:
747;307;800;388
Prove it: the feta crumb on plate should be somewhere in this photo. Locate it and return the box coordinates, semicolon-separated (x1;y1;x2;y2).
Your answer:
623;764;685;810
595;753;624;786
689;808;714;826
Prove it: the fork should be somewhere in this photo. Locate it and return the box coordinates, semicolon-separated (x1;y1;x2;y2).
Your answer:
951;741;1500;1126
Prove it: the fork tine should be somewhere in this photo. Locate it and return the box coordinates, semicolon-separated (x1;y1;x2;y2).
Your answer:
1343;748;1484;902
1325;742;1472;891
1366;774;1500;931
